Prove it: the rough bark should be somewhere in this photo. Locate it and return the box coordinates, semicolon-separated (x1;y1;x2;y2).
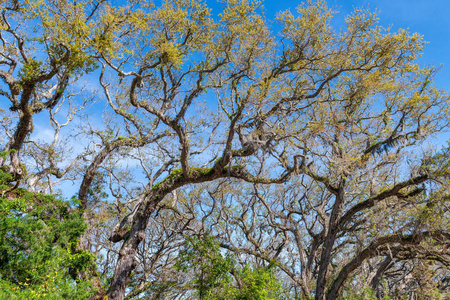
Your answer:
370;255;395;299
315;181;345;300
6;83;34;181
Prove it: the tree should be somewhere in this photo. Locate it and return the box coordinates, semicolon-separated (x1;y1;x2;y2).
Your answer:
0;0;449;299
0;0;98;184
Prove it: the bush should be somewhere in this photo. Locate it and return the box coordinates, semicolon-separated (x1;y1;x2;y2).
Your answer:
0;170;95;299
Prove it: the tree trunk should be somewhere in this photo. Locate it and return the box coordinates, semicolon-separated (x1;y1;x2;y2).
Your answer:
106;192;158;300
370;255;394;299
315;184;345;300
6;84;34;179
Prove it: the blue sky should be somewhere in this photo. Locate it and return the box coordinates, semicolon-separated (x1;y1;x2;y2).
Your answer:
104;0;450;120
6;0;449;195
261;0;450;88
243;0;450;147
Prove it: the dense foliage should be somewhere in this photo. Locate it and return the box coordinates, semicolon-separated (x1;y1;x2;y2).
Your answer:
175;235;284;300
0;170;96;299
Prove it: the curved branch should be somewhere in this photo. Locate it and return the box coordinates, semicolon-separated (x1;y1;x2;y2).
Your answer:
337;175;428;230
326;230;450;299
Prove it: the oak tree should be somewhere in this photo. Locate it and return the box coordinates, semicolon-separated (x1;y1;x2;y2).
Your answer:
0;0;449;299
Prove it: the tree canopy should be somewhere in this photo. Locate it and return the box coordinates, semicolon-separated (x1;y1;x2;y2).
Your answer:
0;0;449;299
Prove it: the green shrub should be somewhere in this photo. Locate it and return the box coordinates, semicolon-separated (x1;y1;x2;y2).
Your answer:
0;169;95;299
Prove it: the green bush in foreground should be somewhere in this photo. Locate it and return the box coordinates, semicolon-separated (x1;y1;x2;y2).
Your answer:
176;235;284;300
0;170;95;299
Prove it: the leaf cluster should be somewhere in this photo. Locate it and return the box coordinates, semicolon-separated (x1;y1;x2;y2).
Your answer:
0;169;95;299
175;235;284;300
